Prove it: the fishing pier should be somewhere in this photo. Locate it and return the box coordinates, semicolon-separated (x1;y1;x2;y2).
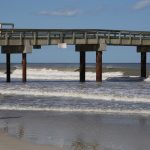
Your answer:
0;23;150;82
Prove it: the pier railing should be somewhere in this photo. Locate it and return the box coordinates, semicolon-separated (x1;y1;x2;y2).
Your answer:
1;29;150;46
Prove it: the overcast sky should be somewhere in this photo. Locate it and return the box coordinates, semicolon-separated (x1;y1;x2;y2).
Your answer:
0;0;150;63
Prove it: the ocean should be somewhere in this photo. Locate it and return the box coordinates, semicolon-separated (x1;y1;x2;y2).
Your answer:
0;63;150;114
0;63;150;150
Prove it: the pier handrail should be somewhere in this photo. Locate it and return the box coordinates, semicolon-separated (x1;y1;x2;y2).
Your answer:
1;29;150;40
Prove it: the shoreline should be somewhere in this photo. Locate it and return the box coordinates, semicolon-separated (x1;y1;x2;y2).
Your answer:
0;133;64;150
1;109;150;118
0;109;149;150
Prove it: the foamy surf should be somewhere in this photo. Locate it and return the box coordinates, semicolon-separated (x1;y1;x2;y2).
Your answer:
0;68;124;81
0;105;150;116
0;66;149;113
0;87;150;103
144;77;150;82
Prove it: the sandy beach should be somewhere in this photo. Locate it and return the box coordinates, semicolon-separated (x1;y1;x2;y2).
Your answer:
0;110;150;150
0;132;64;150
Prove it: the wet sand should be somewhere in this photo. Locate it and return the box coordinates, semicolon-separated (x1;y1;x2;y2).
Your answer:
0;110;150;150
0;133;64;150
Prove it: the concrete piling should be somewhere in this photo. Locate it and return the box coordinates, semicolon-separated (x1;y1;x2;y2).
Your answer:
141;52;147;78
96;51;102;82
80;51;86;82
6;53;11;82
22;53;27;82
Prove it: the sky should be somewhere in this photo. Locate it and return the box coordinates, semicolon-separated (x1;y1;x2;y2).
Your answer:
0;0;150;63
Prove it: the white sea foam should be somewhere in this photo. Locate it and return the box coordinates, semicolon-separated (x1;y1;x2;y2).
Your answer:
0;68;124;81
144;76;150;82
0;105;150;116
0;68;149;104
0;84;149;103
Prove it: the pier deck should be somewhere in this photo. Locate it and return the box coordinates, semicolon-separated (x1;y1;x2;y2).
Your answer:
0;29;150;46
0;28;150;82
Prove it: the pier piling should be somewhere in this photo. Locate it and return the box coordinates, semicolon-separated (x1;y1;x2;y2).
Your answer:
80;51;86;82
22;53;27;82
6;53;11;82
96;51;102;82
141;52;147;78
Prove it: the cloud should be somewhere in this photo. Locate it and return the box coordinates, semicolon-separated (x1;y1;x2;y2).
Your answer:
133;0;150;10
38;9;80;17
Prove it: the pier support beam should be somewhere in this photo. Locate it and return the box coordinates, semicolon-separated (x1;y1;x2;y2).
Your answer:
80;51;86;82
137;46;150;78
141;52;147;78
76;44;106;82
22;53;27;82
96;51;102;82
6;53;11;82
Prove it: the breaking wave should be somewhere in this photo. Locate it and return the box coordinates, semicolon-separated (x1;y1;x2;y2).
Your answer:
9;68;124;81
0;67;149;113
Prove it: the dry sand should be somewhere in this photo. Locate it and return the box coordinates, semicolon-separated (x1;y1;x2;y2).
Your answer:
0;133;64;150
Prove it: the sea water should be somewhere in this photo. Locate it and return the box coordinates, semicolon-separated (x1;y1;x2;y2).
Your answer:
0;63;150;150
0;63;150;114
